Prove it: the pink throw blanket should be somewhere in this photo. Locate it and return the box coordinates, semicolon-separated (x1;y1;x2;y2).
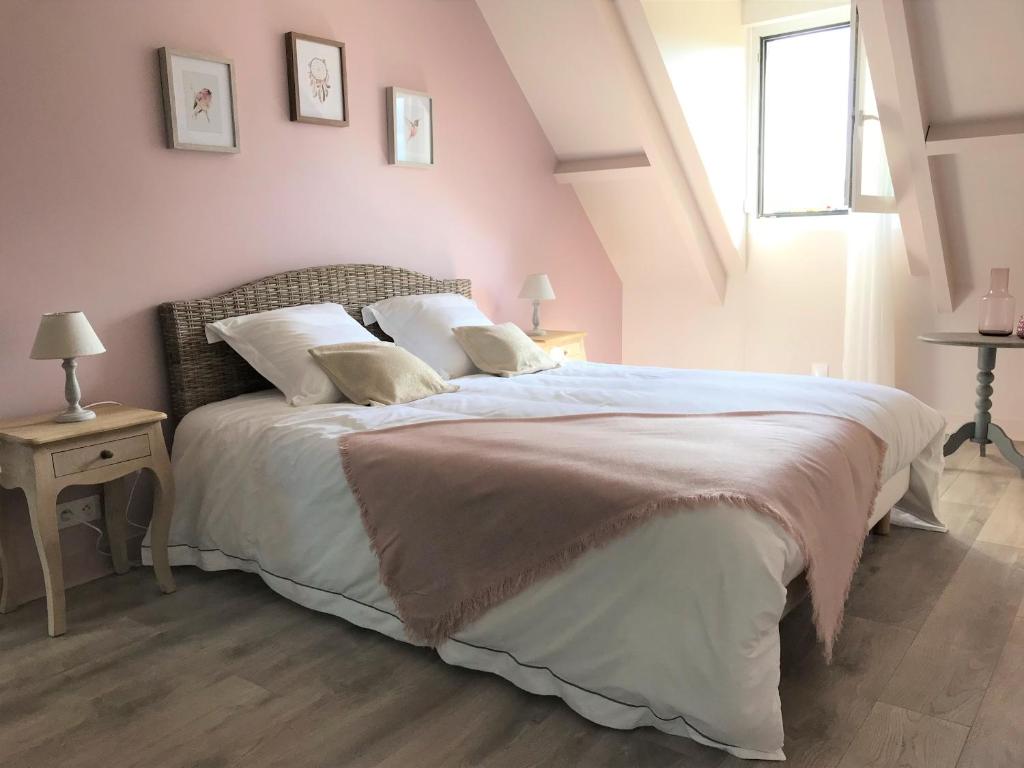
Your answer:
340;412;886;660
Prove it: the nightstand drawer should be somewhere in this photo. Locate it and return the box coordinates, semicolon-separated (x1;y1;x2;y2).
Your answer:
559;340;587;362
531;330;587;363
538;339;587;362
51;434;151;477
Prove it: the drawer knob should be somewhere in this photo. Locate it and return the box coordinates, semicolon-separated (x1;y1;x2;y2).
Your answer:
100;449;114;460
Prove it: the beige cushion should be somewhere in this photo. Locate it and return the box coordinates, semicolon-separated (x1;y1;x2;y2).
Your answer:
451;322;558;377
309;342;458;406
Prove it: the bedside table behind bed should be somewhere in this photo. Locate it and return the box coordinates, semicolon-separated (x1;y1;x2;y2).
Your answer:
531;330;587;362
0;404;176;636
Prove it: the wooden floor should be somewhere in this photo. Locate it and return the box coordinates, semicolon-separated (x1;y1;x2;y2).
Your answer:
2;447;1023;768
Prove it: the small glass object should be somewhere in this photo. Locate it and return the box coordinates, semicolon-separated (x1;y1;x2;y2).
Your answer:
979;267;1015;336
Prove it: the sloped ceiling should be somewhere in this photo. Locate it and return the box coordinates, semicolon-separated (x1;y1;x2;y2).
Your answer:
476;0;641;159
911;0;1024;308
873;0;1024;310
477;0;1024;416
908;0;1024;123
476;0;737;306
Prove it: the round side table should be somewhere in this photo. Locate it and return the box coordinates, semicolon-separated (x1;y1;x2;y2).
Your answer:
919;332;1024;477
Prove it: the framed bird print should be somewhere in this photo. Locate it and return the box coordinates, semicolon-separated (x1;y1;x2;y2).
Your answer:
285;32;348;127
157;48;239;153
387;87;433;167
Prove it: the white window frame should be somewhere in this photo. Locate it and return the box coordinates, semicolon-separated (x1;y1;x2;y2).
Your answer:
744;5;853;217
848;8;898;214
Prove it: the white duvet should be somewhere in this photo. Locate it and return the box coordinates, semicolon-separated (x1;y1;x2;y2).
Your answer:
143;362;945;760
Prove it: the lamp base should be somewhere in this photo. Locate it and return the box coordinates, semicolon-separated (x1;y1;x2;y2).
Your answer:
55;407;96;423
526;328;548;337
55;357;96;423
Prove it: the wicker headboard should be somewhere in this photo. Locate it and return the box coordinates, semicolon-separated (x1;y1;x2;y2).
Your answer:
158;263;472;421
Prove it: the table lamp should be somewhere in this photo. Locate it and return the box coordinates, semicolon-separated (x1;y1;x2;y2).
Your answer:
519;273;555;337
30;311;106;422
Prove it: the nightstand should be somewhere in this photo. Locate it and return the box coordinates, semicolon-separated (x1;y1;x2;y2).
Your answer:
0;404;176;636
531;330;587;362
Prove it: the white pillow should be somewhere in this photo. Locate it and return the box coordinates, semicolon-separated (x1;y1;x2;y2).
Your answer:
361;293;493;379
205;303;377;405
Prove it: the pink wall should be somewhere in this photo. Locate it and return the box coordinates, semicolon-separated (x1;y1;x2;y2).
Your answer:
0;0;621;605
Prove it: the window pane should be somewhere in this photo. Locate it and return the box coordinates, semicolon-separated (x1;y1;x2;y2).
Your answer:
761;25;851;215
859;118;893;198
855;44;894;199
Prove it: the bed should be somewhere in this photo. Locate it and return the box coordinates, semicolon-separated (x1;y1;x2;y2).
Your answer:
144;264;946;761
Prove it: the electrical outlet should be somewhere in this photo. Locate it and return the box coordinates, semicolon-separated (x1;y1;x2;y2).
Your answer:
56;494;101;530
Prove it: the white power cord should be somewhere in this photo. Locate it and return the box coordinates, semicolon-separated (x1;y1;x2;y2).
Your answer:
122;470;149;533
84;401;149;532
84;468;149;566
76;402;151;562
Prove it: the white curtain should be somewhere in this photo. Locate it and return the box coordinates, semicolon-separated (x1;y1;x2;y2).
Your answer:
844;20;901;388
842;211;898;386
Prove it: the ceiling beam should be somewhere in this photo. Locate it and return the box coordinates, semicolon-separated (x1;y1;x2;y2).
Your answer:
857;0;954;312
596;0;728;303
553;153;652;184
616;0;744;278
926;116;1024;156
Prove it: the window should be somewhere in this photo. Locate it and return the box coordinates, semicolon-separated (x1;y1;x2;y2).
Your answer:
757;23;852;217
849;12;896;213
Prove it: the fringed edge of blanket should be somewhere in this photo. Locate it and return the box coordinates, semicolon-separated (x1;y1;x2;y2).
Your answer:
340;435;888;665
808;443;887;663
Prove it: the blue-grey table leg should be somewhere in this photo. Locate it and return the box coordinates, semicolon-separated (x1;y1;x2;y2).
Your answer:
974;346;996;457
989;424;1024;478
942;344;1024;477
943;422;974;457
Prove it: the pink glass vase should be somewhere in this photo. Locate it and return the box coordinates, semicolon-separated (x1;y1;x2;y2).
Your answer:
979;268;1015;336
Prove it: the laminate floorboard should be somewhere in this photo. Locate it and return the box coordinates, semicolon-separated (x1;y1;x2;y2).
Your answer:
2;444;1022;767
836;702;968;768
877;540;1024;726
955;617;1024;768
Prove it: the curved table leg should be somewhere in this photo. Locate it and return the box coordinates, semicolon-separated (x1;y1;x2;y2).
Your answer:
988;424;1024;479
944;422;975;457
25;484;65;637
103;476;131;575
147;425;176;595
147;466;176;594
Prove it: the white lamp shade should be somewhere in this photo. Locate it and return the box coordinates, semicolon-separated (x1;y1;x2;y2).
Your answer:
30;311;106;360
518;273;556;301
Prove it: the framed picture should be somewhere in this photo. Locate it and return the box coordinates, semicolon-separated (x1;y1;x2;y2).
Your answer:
285;32;348;127
158;48;239;153
387;87;434;167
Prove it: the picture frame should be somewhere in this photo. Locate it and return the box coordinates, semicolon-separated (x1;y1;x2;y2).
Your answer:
285;32;348;127
157;48;240;153
386;87;434;167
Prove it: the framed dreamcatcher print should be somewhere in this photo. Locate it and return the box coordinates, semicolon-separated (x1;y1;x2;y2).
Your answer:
286;32;348;127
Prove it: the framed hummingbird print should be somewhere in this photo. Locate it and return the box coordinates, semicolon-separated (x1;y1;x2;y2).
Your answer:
386;87;433;167
157;48;239;153
286;32;348;127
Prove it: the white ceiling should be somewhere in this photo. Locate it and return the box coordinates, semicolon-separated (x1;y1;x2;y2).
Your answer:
476;0;644;159
907;0;1024;124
